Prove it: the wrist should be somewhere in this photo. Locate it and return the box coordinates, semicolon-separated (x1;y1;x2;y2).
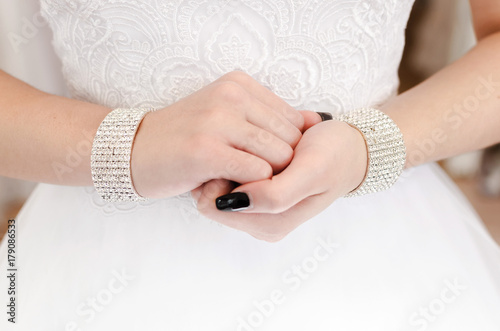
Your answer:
339;121;369;194
91;108;154;202
130;110;164;199
334;108;407;197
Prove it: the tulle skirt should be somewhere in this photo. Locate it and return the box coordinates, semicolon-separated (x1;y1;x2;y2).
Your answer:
1;163;500;330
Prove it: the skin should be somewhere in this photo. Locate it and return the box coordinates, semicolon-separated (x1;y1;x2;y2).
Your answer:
0;71;319;197
132;72;321;198
1;0;499;243
194;0;500;242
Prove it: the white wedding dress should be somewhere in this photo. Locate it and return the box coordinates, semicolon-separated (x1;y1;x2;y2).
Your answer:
1;1;500;330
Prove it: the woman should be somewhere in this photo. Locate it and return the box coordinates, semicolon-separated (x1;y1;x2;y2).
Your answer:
1;0;499;330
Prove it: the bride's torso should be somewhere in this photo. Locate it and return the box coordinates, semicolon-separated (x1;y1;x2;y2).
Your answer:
6;3;500;331
40;0;414;114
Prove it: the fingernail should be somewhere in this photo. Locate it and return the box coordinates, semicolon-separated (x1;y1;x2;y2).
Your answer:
216;192;250;211
317;112;333;121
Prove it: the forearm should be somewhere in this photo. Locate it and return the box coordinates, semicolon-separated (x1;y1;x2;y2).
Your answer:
382;32;500;168
0;70;110;185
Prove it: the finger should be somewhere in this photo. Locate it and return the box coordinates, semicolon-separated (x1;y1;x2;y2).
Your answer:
208;145;273;184
221;147;327;214
191;184;204;202
196;179;261;235
226;122;294;174
300;110;323;132
198;178;322;242
217;71;305;130
196;179;234;210
199;182;333;242
245;99;302;149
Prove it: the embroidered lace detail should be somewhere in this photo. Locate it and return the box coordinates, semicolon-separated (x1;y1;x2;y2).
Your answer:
40;0;414;112
40;0;415;211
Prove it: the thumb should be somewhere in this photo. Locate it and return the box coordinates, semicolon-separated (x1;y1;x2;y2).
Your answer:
217;148;321;214
299;110;323;132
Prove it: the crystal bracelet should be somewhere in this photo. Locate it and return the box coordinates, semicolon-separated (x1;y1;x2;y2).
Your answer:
91;108;154;202
335;108;407;197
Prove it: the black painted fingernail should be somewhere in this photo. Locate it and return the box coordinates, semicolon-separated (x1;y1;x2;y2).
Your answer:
216;192;250;211
317;112;333;121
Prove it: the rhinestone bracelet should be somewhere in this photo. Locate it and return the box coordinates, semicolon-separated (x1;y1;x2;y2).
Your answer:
335;108;406;197
91;108;154;202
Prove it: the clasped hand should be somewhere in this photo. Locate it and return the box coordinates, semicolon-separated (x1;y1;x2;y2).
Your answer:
132;71;367;242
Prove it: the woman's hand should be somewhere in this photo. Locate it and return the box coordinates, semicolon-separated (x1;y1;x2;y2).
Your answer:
132;71;319;199
193;119;368;242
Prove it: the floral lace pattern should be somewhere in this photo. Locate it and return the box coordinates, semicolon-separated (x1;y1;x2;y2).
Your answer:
41;0;414;112
40;0;414;212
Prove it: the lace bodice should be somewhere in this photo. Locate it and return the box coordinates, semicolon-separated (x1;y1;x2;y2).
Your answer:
41;0;414;114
